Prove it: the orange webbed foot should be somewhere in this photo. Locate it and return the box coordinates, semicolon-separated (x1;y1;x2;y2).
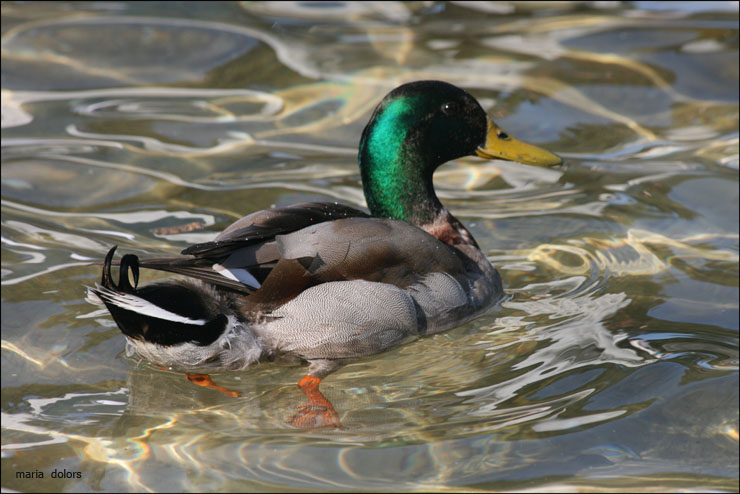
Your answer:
288;375;341;429
186;373;241;398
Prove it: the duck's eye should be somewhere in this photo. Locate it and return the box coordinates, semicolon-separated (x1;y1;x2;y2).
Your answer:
497;130;510;140
441;102;458;115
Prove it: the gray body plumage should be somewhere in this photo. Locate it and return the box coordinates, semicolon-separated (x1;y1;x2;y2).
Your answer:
234;217;500;373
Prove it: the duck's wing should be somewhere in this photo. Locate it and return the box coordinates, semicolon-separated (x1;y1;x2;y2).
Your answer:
134;256;252;293
100;203;470;306
118;202;370;294
241;216;472;310
183;202;370;257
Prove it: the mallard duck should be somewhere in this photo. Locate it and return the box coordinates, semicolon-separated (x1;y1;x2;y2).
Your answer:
88;80;561;428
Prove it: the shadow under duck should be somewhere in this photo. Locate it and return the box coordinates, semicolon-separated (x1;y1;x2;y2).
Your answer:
88;80;562;428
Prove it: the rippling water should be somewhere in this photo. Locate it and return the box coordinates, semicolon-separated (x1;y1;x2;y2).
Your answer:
2;1;738;492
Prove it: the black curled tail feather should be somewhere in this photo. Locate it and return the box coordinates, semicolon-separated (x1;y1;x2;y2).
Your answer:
100;245;117;288
101;246;139;294
119;254;140;292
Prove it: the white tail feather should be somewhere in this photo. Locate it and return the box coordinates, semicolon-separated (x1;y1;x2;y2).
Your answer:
93;284;207;325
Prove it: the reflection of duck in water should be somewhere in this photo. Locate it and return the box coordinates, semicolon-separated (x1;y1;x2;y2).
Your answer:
88;80;562;428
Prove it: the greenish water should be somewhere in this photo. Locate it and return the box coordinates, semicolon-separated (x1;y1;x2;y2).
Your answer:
1;1;738;492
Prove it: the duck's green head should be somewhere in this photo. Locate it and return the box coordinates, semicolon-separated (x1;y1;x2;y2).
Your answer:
359;80;561;225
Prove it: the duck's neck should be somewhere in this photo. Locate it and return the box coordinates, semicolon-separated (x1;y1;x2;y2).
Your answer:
358;97;442;226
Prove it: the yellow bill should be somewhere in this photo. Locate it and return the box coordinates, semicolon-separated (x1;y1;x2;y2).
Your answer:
476;117;562;166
